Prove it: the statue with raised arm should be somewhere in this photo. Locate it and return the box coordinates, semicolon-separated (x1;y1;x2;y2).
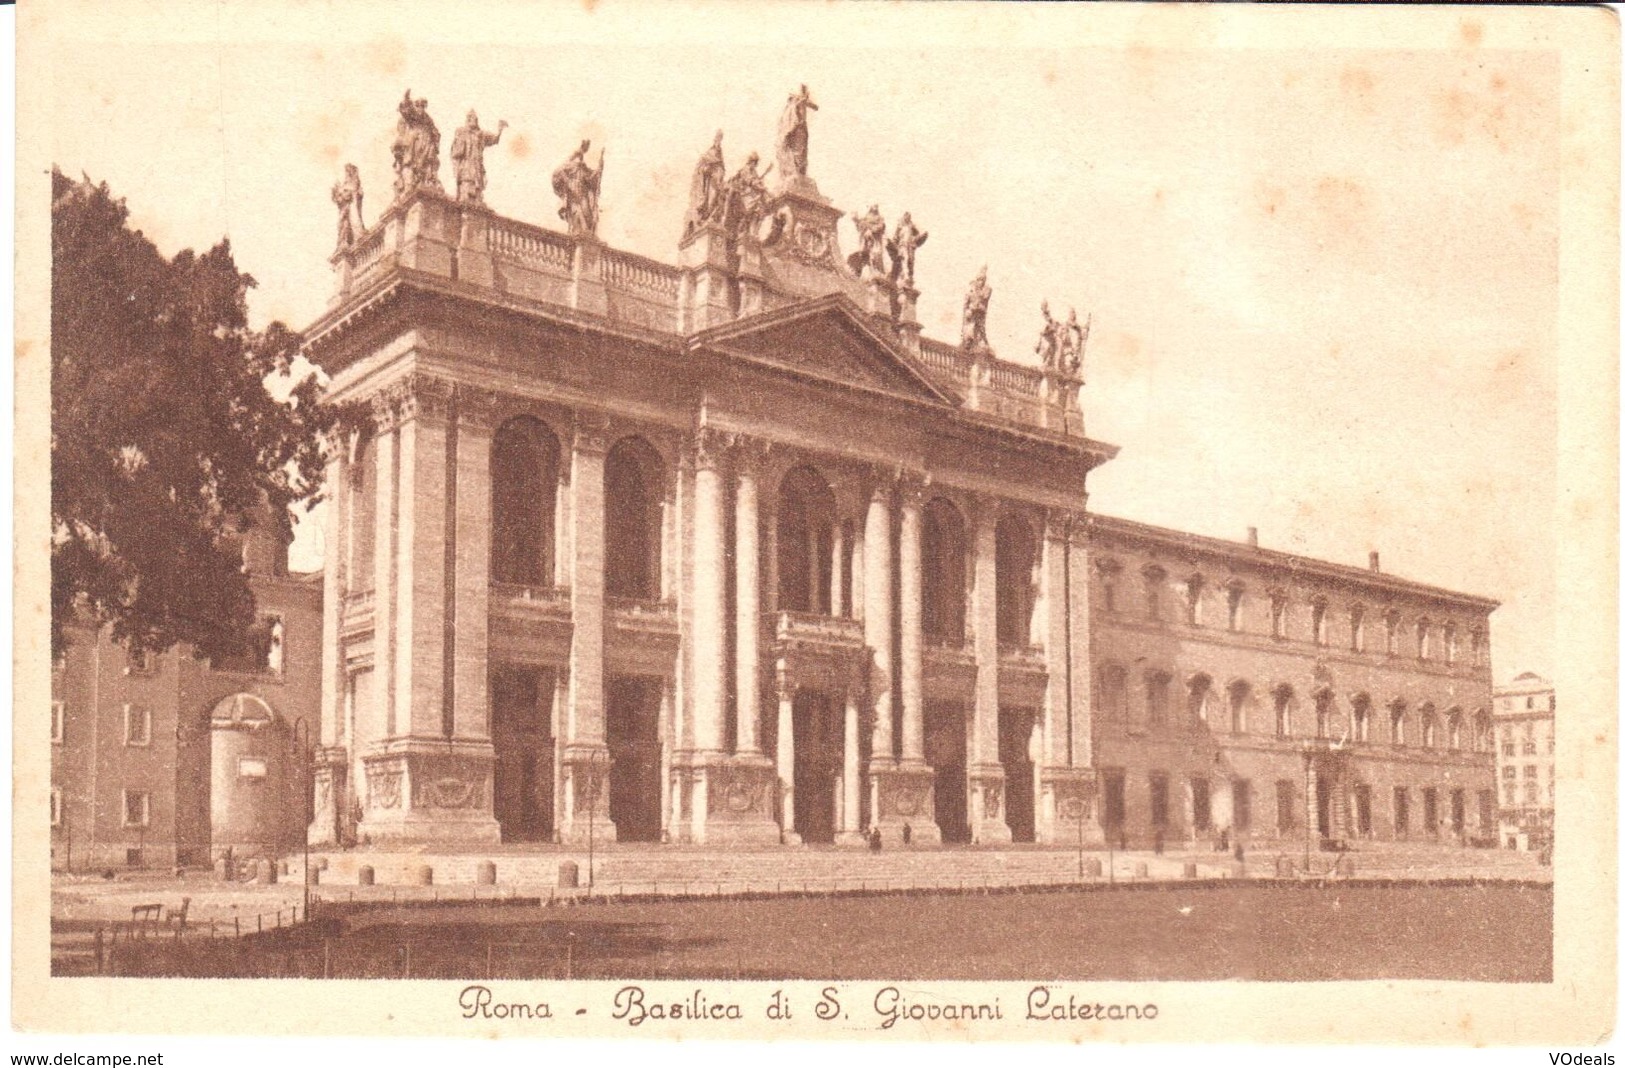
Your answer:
776;84;818;179
847;204;886;277
1035;301;1061;370
552;139;604;237
391;90;442;200
887;212;928;285
451;110;507;206
684;130;727;241
962;267;992;351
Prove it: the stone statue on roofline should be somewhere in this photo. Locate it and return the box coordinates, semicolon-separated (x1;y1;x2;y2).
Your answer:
962;266;992;352
391;90;443;200
847;204;886;278
1035;300;1061;370
1060;307;1090;378
553;139;604;237
331;163;364;251
777;83;818;179
887;212;928;285
451;110;507;206
684;130;727;241
722;151;771;242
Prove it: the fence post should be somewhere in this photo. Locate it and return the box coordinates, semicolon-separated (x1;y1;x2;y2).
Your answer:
94;928;104;974
257;914;263;934
324;938;331;979
235;917;241;937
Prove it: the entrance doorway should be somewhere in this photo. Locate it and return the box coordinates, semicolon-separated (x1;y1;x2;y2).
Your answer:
490;665;555;842
926;701;968;843
793;690;839;844
607;675;663;843
998;707;1036;843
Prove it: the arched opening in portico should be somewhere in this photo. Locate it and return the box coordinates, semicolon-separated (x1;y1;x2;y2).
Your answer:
490;417;559;587
922;498;968;643
995;515;1039;647
791;689;841;844
604;436;665;602
777;465;837;616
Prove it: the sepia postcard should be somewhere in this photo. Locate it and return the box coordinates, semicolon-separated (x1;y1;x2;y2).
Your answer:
13;0;1619;1051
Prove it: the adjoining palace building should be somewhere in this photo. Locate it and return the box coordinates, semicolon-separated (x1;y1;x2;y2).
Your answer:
303;91;1499;852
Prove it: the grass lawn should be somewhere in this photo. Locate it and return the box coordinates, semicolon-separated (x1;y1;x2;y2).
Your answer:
93;882;1551;982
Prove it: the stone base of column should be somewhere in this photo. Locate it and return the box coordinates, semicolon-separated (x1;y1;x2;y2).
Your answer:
308;747;349;847
354;747;502;844
694;753;782;846
1037;766;1104;847
557;745;618;846
968;764;1014;845
869;761;941;846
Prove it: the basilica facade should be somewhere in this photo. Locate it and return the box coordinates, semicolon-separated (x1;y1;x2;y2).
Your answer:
303;94;1497;852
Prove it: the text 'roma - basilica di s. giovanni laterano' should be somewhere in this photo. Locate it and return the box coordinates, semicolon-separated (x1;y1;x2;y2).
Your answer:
304;86;1499;856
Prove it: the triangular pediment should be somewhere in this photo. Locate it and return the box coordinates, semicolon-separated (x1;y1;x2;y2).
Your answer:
689;295;959;407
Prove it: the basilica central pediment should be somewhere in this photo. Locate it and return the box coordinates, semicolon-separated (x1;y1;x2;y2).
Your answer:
687;293;960;408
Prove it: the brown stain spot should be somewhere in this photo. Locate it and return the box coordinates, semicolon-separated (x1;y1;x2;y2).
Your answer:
1152;187;1166;208
1460;20;1484;47
1340;66;1375;97
1042;65;1058;87
365;34;407;77
509;133;532;161
1494;350;1525;375
1254;180;1286;218
1491;73;1508;93
582;0;600;11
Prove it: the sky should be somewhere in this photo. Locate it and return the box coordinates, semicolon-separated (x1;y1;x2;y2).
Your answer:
40;4;1559;685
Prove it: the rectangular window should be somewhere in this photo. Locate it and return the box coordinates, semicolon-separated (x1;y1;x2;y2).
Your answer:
1502;741;1516;758
50;787;62;828
1523;764;1537;781
1354;784;1372;836
1350;607;1366;652
1385;614;1400;656
1393;787;1410;836
1146;673;1170;727
1444;625;1458;664
1191;776;1211;832
1451;788;1466;833
1417;622;1432;661
1149;772;1170;827
1233;780;1252;831
1102;770;1126;829
1501;765;1516;781
1422;787;1438;832
1522;781;1538;805
51;701;65;745
123;704;151;747
1275;780;1295;832
122;789;150;828
1503;784;1517;807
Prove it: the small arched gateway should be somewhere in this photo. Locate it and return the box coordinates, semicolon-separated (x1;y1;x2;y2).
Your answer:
209;693;304;859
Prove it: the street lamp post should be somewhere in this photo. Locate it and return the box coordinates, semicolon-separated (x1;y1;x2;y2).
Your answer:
291;717;312;920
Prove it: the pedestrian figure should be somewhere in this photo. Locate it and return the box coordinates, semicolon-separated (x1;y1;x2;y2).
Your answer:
902;822;913;846
869;826;883;852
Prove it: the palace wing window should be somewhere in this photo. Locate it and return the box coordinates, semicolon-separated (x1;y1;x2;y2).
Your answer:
51;701;64;745
123;704;150;747
122;790;150;828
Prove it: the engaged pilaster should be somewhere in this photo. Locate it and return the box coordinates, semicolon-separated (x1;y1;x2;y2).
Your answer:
968;495;1012;844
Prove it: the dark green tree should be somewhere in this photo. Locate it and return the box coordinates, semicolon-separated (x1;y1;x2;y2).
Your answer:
51;168;338;661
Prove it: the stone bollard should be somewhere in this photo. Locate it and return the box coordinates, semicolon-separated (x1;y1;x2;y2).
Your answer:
558;861;580;889
1134;861;1149;880
357;865;375;886
214;857;231;882
1275;857;1295;879
1084;858;1103;878
413;865;434;887
256;859;277;885
1182;861;1199;879
477;861;497;886
279;859;290;876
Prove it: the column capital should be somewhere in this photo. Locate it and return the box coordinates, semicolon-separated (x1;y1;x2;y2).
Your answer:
693;426;729;471
729;433;768;475
898;472;930;509
453;383;501;432
573;412;611;456
383;372;457;426
775;658;795;703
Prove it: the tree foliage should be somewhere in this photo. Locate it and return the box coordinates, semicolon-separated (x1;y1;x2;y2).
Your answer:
51;168;338;660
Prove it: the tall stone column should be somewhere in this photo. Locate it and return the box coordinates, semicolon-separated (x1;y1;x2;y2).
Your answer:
775;661;797;844
451;386;495;743
687;429;727;842
864;479;895;764
838;681;864;845
969;497;1012;843
312;442;347;844
883;476;939;843
560;414;615;844
734;439;763;755
830;521;847;618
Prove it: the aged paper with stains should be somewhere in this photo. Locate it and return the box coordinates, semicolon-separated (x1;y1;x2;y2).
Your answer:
13;0;1618;1050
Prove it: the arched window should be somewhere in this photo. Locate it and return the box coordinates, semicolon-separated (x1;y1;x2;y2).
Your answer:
1145;671;1172;727
1390;700;1408;746
1096;558;1121;614
1098;664;1128;720
1349;604;1366;653
1351;694;1372;743
1311;599;1329;646
1226;581;1245;632
1444;623;1458;664
1384;611;1401;656
1142;564;1167;623
1417;619;1433;661
491;417;560;586
1187;674;1215;729
1227;680;1251;734
1419;703;1438;748
1185;573;1205;626
1446;707;1463;751
1473;709;1493;752
604;436;665;601
349;430;377;589
777;465;837;615
922;498;968;642
1270;591;1288;639
1273;685;1294;739
1314;689;1333;738
995;515;1039;646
